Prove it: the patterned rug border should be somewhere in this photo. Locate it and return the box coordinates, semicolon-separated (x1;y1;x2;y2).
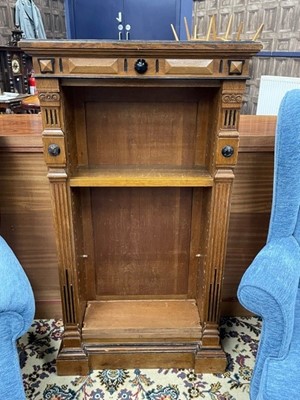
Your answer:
18;316;261;400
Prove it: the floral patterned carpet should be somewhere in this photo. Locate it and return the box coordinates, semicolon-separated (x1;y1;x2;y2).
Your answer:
18;317;261;400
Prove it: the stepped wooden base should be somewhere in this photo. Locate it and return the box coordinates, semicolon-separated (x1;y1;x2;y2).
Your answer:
56;343;227;375
56;299;227;375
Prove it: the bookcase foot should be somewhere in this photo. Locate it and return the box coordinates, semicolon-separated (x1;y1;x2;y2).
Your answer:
194;349;227;373
56;348;89;376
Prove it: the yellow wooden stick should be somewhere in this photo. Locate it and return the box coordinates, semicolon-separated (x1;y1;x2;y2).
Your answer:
193;22;197;40
211;15;217;40
224;15;233;40
171;24;179;41
184;17;191;40
206;15;214;41
236;22;244;41
252;23;264;41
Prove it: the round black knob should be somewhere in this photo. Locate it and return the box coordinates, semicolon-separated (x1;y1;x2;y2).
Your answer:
48;143;61;157
221;145;234;158
134;59;148;74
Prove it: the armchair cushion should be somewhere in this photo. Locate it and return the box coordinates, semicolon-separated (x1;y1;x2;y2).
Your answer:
257;291;300;400
238;90;300;399
0;236;35;399
0;236;35;336
267;89;300;242
238;235;300;400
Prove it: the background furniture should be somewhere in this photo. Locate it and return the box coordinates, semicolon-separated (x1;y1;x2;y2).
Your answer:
0;236;35;399
0;94;22;113
0;46;29;94
238;89;300;399
21;94;40;113
21;40;260;374
0;114;59;317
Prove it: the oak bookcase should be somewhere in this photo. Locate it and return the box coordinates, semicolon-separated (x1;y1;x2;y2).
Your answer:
20;40;261;375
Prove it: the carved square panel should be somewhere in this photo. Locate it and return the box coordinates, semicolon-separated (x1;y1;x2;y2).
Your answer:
263;6;278;32
280;5;296;31
0;5;9;27
228;60;244;75
277;39;291;51
232;11;245;33
38;58;55;74
246;8;262;32
207;0;218;9
219;12;231;34
220;0;231;6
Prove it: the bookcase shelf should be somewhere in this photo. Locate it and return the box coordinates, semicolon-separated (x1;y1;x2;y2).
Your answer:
82;299;202;341
69;167;214;187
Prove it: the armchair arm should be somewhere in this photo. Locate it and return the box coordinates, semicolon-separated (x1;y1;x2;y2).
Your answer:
0;236;35;338
238;235;300;400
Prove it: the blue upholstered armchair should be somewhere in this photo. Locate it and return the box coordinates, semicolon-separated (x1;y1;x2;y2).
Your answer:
0;236;35;399
238;89;300;399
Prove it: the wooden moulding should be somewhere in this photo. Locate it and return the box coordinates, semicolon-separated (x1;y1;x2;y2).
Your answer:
20;40;262;59
20;40;262;81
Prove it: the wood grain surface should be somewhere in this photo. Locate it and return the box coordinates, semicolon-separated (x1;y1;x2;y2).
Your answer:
0;114;61;318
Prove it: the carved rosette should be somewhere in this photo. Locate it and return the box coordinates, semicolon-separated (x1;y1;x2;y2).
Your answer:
222;93;243;104
221;93;242;132
39;92;61;103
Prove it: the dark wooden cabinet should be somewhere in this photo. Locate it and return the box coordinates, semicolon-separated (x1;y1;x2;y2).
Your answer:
21;40;261;375
0;46;29;94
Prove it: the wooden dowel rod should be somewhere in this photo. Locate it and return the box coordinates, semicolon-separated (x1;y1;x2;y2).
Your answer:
252;23;264;41
206;16;214;41
224;15;233;40
171;24;179;41
193;22;197;40
211;15;217;40
184;17;191;41
236;22;244;41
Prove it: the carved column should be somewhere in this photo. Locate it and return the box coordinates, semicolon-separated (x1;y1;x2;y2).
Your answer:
38;78;89;375
195;81;245;372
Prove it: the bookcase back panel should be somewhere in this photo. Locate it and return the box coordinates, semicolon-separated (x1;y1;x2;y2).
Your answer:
71;87;216;168
86;101;197;167
90;187;193;297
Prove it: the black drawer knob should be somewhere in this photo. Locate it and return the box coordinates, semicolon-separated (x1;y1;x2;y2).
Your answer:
134;59;148;74
48;143;61;157
221;145;234;158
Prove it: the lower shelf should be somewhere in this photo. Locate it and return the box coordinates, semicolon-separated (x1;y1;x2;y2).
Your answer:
82;299;202;341
56;299;228;374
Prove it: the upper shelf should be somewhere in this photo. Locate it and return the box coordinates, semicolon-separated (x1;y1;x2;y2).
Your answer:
69;166;213;187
